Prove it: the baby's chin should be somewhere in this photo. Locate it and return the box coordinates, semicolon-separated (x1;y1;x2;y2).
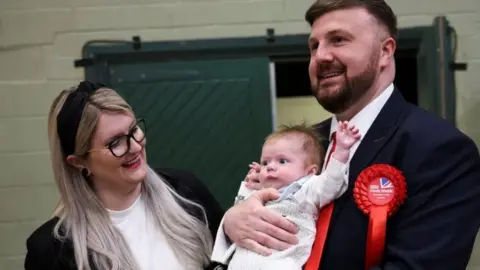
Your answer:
262;180;292;190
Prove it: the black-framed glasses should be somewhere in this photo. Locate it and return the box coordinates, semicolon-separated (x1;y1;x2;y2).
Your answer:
87;118;147;157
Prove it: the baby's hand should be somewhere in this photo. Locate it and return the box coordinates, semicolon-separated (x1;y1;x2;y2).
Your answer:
336;121;361;150
245;162;262;190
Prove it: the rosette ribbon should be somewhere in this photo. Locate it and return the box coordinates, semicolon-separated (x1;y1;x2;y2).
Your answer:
353;164;407;270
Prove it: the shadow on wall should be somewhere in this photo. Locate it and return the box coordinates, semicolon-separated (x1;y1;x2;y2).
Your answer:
274;59;331;128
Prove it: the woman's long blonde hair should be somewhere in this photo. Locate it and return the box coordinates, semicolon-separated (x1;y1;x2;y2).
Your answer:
48;85;213;270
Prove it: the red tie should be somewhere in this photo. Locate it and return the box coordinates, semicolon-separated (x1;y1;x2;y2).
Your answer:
304;131;336;270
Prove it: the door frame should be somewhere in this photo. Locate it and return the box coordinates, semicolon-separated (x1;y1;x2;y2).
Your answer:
76;23;455;124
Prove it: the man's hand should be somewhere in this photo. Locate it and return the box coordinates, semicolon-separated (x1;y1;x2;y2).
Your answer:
223;188;299;256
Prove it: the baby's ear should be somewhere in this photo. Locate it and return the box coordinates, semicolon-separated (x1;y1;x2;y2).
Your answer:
307;164;319;175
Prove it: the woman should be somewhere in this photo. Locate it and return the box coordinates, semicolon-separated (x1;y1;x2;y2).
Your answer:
24;81;224;270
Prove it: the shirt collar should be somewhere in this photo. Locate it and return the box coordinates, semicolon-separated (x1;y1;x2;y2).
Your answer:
329;83;394;139
275;175;312;201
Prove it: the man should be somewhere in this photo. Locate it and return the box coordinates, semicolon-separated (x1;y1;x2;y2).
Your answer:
211;0;480;269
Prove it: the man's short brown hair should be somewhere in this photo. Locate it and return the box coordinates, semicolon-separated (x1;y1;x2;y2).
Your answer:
305;0;398;40
265;123;325;168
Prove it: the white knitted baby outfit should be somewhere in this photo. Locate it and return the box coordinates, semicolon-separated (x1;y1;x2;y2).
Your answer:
225;157;348;270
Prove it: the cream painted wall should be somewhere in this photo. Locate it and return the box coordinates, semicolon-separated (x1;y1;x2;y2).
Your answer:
276;96;331;127
0;0;479;269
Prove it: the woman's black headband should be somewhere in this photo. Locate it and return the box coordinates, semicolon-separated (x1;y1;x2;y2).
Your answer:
56;80;105;156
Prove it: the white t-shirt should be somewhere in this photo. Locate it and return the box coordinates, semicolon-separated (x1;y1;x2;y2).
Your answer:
108;195;184;270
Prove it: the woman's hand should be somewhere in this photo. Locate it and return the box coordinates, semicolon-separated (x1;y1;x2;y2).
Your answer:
223;188;299;256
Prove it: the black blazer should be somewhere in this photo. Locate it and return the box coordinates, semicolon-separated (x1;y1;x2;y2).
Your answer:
24;168;224;270
313;88;480;270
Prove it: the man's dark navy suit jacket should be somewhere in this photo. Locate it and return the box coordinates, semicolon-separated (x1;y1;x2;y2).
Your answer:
313;87;480;270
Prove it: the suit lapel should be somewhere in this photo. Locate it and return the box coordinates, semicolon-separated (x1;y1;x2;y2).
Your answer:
314;88;413;187
314;88;414;219
348;88;412;187
313;118;332;169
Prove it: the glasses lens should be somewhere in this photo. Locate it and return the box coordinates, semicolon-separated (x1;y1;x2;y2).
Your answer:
132;120;146;142
110;138;128;157
109;119;146;157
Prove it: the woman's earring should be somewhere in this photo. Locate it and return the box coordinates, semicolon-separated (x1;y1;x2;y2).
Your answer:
81;168;90;178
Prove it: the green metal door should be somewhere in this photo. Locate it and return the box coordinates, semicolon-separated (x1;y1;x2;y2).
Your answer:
416;16;456;125
107;57;273;209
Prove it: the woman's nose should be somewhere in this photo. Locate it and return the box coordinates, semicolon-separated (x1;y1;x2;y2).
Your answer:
128;137;143;153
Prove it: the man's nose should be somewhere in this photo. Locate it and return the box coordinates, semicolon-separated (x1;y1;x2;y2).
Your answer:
314;45;334;63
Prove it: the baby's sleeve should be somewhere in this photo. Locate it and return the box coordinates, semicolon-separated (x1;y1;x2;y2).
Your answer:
233;181;254;205
298;158;349;207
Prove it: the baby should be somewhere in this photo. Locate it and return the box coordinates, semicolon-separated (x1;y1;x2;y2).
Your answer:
216;121;360;270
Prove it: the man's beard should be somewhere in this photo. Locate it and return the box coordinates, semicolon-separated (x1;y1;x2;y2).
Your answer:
311;52;379;114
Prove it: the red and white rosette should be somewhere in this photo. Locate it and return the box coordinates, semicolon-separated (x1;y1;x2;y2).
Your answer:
353;164;407;270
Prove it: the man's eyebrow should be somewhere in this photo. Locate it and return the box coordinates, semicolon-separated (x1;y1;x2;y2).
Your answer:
308;29;355;44
326;29;355;39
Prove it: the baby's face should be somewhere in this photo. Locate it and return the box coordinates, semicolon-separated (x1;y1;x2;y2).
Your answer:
259;137;312;190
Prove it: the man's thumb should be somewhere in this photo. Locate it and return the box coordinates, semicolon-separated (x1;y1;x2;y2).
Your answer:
253;188;280;203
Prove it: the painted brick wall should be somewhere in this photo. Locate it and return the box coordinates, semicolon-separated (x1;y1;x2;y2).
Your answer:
0;0;478;269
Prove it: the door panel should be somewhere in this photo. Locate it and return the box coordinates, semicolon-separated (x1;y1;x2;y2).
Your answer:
107;57;272;209
416;16;456;125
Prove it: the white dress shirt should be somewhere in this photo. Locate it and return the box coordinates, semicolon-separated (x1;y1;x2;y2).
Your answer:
322;83;394;173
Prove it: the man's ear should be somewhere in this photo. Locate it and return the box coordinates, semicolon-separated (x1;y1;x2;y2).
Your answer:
66;155;85;170
379;37;396;68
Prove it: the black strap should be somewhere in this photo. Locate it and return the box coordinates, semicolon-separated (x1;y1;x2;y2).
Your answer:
204;261;228;270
